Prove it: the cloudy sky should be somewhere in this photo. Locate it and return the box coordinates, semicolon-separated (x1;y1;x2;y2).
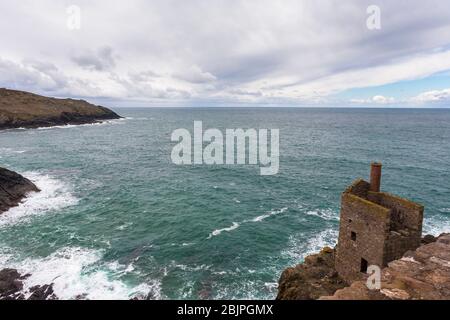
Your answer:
1;0;450;107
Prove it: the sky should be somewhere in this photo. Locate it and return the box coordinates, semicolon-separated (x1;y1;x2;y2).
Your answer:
1;0;450;107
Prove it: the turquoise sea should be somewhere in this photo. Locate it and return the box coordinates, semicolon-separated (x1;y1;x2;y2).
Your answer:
1;107;450;299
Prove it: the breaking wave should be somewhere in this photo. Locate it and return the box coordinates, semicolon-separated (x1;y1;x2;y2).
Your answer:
208;222;240;239
0;246;159;300
207;207;289;239
35;118;126;131
305;208;339;221
251;207;288;222
0;171;78;227
282;228;338;262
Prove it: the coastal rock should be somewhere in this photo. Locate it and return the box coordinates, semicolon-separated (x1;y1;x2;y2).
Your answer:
277;234;445;300
0;269;57;300
0;269;24;299
320;233;450;300
276;247;347;300
0;167;40;214
0;88;121;130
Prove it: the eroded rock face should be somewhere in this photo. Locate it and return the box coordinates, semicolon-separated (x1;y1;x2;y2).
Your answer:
0;88;121;130
320;233;450;300
0;167;40;214
0;269;57;300
276;247;348;300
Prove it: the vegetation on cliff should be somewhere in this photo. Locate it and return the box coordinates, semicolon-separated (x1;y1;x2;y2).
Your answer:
0;88;121;130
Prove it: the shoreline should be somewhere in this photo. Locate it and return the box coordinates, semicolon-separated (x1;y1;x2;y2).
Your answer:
0;88;122;131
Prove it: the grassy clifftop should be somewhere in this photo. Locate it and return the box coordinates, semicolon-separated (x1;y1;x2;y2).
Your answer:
0;88;121;130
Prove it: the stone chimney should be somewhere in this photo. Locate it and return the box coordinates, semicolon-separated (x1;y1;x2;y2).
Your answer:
370;162;382;192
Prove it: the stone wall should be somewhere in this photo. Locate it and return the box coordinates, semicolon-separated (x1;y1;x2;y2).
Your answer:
321;234;450;300
335;192;391;282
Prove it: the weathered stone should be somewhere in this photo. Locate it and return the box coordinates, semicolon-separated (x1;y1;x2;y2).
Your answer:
319;234;450;300
335;177;424;282
276;248;347;300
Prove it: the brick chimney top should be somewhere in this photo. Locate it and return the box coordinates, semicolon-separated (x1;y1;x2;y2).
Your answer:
370;162;382;192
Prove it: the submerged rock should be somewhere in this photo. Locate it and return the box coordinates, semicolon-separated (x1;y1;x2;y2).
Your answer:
0;167;40;214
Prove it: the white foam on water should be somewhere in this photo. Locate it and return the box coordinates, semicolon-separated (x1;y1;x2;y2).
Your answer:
251;207;288;222
35;118;127;131
423;217;450;236
0;171;78;227
282;228;338;262
0;246;160;300
208;222;240;239
0;147;27;154
305;208;339;221
207;207;290;239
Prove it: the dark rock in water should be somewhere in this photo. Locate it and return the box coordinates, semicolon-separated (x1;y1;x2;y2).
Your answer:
0;167;40;214
28;284;57;300
0;269;57;300
0;88;121;130
276;247;347;300
0;269;24;299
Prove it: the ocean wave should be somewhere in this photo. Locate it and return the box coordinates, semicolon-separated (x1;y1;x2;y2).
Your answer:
0;246;159;300
208;222;240;239
251;207;288;222
207;207;290;239
423;217;450;236
212;279;276;300
0;147;27;154
282;228;338;263
0;171;78;227
35;118;126;131
305;208;339;221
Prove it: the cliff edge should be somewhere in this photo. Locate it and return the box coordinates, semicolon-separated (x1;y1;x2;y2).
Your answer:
0;88;121;130
320;233;450;300
277;234;450;300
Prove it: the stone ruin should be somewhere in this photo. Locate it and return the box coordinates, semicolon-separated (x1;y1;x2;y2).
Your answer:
335;163;424;282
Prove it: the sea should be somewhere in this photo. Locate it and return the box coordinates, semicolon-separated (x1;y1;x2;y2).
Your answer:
0;107;449;300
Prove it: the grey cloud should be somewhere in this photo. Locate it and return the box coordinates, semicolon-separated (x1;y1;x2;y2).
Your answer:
172;65;216;84
1;0;450;103
0;58;68;93
72;46;116;71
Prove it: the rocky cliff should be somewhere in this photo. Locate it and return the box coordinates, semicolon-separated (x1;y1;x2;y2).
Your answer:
0;88;121;130
0;269;56;300
0;168;54;300
0;167;39;214
276;247;347;300
277;234;450;300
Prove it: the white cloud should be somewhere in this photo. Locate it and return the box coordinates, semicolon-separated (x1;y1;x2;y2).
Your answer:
1;0;450;105
411;88;450;103
351;95;395;105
